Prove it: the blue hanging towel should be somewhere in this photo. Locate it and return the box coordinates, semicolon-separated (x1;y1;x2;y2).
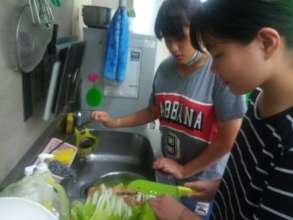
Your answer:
103;6;129;82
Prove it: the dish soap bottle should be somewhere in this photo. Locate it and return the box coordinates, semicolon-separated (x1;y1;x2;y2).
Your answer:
24;153;54;176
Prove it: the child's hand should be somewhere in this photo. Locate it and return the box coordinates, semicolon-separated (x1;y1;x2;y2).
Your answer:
153;157;185;179
91;111;120;128
149;195;187;220
184;179;220;201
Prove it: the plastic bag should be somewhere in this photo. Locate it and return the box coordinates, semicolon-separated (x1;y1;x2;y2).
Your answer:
0;172;69;220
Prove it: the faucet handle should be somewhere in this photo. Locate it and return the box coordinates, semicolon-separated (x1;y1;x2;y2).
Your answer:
74;111;93;128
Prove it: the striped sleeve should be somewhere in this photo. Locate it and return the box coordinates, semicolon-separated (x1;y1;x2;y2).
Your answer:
257;148;293;220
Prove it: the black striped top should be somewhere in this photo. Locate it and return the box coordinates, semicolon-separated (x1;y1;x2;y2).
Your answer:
211;88;293;220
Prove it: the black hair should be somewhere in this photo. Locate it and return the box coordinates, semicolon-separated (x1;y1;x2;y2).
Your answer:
190;0;293;51
155;0;201;40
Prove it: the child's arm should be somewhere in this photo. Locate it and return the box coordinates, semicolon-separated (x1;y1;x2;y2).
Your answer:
182;118;242;178
153;118;241;179
91;105;159;128
149;195;203;220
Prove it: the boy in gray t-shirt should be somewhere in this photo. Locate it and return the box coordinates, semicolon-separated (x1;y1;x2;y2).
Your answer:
91;0;246;218
151;56;246;182
91;0;246;184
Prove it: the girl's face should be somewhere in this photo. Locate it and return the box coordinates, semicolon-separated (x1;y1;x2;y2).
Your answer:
164;27;196;65
205;37;272;95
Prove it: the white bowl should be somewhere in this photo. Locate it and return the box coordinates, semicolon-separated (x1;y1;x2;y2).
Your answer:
0;197;57;220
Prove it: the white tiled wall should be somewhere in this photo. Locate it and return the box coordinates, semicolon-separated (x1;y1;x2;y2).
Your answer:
0;0;74;183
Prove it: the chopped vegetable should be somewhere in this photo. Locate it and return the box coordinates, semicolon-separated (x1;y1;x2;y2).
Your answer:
70;184;156;220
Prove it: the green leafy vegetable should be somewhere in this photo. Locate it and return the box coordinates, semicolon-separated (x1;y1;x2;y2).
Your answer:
70;184;157;220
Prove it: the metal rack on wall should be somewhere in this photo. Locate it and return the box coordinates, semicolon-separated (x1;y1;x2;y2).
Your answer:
22;24;86;121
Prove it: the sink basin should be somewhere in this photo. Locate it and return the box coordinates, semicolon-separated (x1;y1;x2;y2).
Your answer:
61;130;155;202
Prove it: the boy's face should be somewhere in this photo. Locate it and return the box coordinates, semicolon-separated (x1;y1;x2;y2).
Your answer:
164;27;196;65
204;36;272;95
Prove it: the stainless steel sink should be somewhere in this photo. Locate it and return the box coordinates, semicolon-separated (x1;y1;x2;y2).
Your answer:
61;130;155;202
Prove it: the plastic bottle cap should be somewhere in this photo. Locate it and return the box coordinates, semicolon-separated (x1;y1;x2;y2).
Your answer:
38;153;54;162
24;165;37;176
36;153;54;173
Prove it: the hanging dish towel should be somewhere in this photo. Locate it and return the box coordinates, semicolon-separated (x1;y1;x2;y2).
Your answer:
103;6;129;82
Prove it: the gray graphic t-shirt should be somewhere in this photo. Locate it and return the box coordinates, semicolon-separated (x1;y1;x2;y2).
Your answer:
150;56;247;181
